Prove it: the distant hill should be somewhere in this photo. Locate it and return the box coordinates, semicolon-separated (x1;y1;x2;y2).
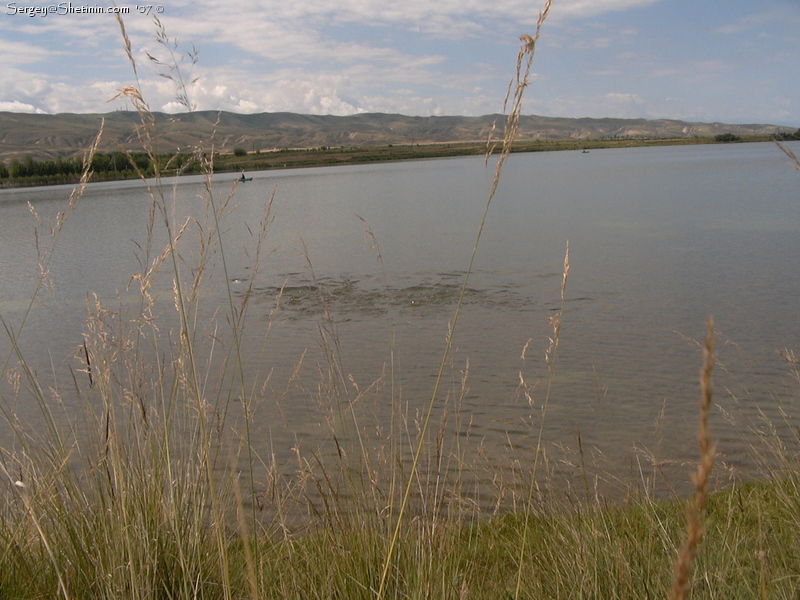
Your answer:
0;110;795;161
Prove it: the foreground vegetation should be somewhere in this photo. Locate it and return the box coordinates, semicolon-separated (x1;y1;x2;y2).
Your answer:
1;463;799;599
2;5;800;600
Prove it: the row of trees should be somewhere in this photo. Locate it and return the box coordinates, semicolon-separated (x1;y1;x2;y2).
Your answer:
0;151;204;185
773;129;800;141
715;129;800;143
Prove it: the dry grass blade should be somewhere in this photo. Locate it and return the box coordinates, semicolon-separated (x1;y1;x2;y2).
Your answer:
1;121;102;381
491;0;552;196
0;464;70;600
513;239;567;600
376;4;553;599
668;317;716;600
775;141;800;171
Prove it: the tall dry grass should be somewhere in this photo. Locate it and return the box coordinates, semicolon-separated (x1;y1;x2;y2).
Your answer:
1;3;799;600
668;318;716;600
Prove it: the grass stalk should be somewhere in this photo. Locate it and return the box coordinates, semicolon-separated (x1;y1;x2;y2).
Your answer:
377;2;553;598
514;239;568;600
111;14;237;596
668;317;716;600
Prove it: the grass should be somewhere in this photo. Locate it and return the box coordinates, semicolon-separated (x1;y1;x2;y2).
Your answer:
4;466;799;598
1;5;800;600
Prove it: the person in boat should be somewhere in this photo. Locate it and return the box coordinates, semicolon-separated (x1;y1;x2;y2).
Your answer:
239;171;248;181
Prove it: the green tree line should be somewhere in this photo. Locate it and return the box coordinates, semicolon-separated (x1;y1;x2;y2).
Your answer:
0;151;200;186
773;129;800;141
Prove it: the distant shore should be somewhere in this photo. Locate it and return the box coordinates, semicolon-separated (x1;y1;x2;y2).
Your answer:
0;133;789;189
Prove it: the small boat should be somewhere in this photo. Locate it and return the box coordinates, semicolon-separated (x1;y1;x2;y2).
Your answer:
581;149;590;154
238;174;253;182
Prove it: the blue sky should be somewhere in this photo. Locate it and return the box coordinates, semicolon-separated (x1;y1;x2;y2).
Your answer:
1;0;799;125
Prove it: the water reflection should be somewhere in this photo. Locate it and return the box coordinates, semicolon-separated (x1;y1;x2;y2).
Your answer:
1;142;799;506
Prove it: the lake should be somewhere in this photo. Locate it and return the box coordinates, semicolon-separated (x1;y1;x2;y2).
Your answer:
2;141;799;502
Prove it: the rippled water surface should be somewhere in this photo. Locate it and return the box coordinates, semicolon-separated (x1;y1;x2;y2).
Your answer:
2;142;799;497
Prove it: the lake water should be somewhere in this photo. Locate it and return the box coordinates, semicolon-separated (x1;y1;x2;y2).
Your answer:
2;141;799;502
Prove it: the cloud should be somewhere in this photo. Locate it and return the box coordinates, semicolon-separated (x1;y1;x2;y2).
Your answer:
171;0;663;30
0;37;55;64
134;0;659;60
192;76;366;115
0;63;125;113
550;0;662;19
1;0;797;125
536;92;646;119
134;66;499;116
712;8;798;35
0;100;46;113
651;59;734;82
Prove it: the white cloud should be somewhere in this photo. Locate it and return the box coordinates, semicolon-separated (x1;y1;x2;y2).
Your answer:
0;37;54;63
133;0;659;58
0;0;797;124
550;0;662;19
102;61;503;116
0;100;46;113
712;8;796;35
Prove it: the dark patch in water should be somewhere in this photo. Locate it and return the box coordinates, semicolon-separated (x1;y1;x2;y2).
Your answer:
232;272;554;320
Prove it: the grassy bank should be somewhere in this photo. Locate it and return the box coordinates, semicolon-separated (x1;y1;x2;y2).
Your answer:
0;133;789;189
209;134;783;173
1;472;799;599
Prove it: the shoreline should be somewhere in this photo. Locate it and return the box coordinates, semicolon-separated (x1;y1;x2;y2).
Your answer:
0;134;784;189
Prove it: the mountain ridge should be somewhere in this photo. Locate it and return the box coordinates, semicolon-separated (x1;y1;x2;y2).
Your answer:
0;110;795;161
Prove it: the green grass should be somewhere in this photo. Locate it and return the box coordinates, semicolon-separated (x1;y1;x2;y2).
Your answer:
2;469;799;599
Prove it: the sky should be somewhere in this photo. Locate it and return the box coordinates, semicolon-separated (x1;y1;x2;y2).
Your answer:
1;0;799;126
